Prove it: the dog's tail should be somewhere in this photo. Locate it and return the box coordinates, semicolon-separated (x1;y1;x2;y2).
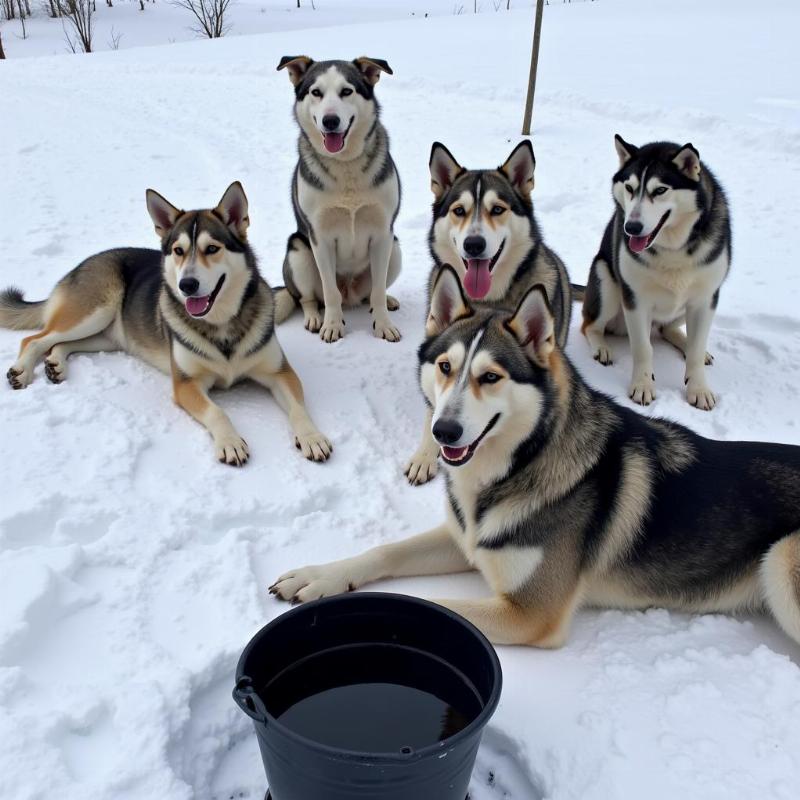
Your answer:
570;283;586;303
273;286;298;324
0;287;46;330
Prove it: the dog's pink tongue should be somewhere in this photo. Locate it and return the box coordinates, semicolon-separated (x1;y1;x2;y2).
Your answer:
323;132;345;153
185;296;210;316
442;445;469;461
464;259;492;299
628;235;649;253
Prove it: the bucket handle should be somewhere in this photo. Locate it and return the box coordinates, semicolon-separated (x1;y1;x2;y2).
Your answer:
232;676;269;725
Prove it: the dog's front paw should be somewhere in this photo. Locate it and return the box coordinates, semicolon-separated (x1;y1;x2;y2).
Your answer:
629;374;656;406
593;344;613;366
295;430;333;462
44;356;66;384
303;310;322;333
686;376;716;411
373;316;401;342
386;295;400;311
215;434;249;466
404;449;439;485
269;565;355;604
7;365;32;390
319;315;345;343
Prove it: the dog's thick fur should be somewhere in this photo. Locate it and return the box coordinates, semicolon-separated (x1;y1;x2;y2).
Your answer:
274;55;402;343
403;141;572;485
1;183;331;465
581;136;731;410
272;265;800;649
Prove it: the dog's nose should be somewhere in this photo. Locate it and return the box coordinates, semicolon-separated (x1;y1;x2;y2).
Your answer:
624;220;644;236
432;419;464;446
322;114;341;132
463;236;486;257
179;277;200;296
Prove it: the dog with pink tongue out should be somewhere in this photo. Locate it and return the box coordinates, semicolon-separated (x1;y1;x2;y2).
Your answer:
403;140;573;485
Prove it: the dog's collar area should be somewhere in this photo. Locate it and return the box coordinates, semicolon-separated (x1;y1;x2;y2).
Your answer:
440;413;501;467
627;210;671;253
184;274;226;318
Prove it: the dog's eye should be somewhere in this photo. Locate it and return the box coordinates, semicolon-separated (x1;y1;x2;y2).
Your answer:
311;89;323;98
480;372;502;385
452;206;466;217
173;246;184;257
653;186;668;196
625;185;635;196
206;245;220;255
438;361;451;375
340;88;353;97
490;205;505;216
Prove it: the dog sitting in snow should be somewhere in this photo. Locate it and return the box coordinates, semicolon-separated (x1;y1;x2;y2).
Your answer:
1;183;332;466
273;55;403;343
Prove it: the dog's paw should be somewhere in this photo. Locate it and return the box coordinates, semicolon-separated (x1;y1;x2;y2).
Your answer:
593;345;613;366
686;377;716;411
303;311;322;333
6;365;32;390
295;431;333;462
269;565;355;604
215;435;249;466
373;317;401;342
319;316;345;343
44;356;66;384
386;295;400;312
404;450;439;485
704;351;714;366
629;374;656;406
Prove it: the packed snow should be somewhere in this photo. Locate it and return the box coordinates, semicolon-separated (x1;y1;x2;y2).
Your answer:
2;1;800;799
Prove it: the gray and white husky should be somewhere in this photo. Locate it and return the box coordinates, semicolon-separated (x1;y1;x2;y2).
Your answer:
404;140;572;485
1;183;332;465
274;55;402;343
581;136;731;410
272;265;800;650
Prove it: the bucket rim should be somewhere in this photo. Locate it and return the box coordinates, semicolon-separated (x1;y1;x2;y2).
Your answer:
234;591;503;764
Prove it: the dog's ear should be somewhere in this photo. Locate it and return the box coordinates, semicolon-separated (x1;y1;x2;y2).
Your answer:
505;284;555;369
427;264;473;336
614;134;637;167
277;55;314;86
353;56;393;85
146;189;182;239
672;143;701;182
215;181;250;238
500;140;535;197
429;142;463;201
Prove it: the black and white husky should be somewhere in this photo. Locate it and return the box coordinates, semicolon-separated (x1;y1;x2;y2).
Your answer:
581;136;731;410
272;265;800;650
404;140;572;485
274;56;402;343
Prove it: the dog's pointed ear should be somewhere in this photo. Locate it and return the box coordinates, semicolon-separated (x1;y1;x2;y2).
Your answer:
353;56;393;86
429;142;463;201
277;55;314;86
146;189;182;239
426;264;473;336
672;143;701;182
506;285;555;368
614;134;637;167
215;181;250;238
500;140;535;197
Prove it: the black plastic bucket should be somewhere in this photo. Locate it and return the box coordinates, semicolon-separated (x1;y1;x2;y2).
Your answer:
233;593;502;800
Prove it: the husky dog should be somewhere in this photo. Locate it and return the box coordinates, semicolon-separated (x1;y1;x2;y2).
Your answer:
274;55;402;343
1;183;332;465
581;136;731;410
404;140;572;485
271;264;800;649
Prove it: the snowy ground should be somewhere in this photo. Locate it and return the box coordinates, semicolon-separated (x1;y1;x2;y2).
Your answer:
2;1;800;799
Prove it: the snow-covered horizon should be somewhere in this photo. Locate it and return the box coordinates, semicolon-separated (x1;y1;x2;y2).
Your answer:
2;1;800;798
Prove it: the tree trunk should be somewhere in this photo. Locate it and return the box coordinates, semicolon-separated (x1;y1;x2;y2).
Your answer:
0;30;5;58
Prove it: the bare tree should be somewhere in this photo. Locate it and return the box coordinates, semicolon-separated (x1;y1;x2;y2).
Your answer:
58;0;93;53
0;26;5;57
16;0;25;37
107;24;122;49
171;0;232;38
2;0;15;20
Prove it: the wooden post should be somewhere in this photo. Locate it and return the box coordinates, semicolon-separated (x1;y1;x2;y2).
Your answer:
522;0;544;136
